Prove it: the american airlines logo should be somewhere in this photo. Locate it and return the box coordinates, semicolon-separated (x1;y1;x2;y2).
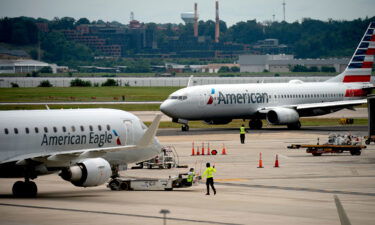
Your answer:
207;88;269;105
41;130;122;147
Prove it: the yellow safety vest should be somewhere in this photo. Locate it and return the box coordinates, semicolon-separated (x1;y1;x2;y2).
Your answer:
187;172;195;182
240;126;246;134
202;167;216;178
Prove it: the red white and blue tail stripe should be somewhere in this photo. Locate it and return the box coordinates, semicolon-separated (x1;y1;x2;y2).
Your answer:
327;22;374;83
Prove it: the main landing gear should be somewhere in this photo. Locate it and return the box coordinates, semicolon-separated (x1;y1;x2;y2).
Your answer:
181;124;189;131
249;119;263;130
287;121;301;130
12;179;38;198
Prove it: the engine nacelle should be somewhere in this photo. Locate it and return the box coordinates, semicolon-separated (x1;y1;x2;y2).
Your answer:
266;108;299;125
60;158;112;187
203;118;232;125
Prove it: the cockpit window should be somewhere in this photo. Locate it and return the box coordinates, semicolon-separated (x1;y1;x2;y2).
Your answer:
169;95;187;100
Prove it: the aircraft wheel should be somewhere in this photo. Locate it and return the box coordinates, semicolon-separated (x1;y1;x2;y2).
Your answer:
12;181;37;197
254;120;263;129
108;179;120;191
181;124;189;131
249;120;262;129
287;121;301;130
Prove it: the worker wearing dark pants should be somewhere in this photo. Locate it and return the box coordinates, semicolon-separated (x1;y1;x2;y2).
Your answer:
240;124;246;144
202;162;216;195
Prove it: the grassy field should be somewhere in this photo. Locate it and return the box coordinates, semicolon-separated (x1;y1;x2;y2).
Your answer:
0;87;179;102
0;104;161;111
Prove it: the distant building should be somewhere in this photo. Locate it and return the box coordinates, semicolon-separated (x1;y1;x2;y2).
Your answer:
0;47;30;59
63;28;122;57
36;22;49;32
0;59;57;74
202;63;239;73
252;38;291;54
239;54;349;73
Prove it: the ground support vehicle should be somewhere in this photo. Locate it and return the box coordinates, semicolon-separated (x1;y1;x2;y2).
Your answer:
107;173;199;191
287;144;366;156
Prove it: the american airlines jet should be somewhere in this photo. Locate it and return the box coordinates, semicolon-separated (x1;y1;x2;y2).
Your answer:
160;23;375;131
0;108;162;197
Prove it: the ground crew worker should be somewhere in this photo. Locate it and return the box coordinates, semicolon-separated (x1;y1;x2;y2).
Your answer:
179;168;195;187
240;124;246;144
186;168;195;186
202;162;216;195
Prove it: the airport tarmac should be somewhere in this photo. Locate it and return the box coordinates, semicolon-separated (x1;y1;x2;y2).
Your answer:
1;126;374;225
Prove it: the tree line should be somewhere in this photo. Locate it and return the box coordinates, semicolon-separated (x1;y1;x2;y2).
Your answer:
0;16;374;67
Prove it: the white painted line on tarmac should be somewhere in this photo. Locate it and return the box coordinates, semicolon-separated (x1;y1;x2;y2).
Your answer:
278;154;292;160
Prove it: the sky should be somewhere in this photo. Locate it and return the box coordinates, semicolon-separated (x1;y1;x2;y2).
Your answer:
0;0;374;26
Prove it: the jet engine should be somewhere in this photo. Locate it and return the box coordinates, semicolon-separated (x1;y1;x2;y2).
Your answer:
203;118;232;125
60;158;112;187
266;108;299;125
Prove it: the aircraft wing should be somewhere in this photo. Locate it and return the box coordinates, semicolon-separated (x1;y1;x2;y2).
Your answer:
295;99;367;110
258;99;367;113
1;114;162;166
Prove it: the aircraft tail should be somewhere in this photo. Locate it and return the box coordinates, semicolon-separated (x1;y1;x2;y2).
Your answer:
136;114;162;148
326;22;374;83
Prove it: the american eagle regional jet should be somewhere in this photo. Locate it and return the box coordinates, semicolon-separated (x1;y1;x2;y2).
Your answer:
160;23;375;131
0;109;162;197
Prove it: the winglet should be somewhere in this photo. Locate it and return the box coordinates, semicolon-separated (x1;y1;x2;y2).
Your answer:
137;114;162;148
334;195;352;225
187;75;194;87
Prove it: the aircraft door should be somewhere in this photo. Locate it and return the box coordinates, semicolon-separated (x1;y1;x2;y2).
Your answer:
123;120;133;145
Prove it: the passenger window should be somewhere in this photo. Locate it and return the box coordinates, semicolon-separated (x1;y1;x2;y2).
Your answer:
44;127;48;133
53;127;57;133
107;125;111;131
89;125;93;131
62;126;66;132
71;126;76;132
98;125;102;131
25;127;29;134
35;127;39;133
80;126;84;132
14;128;18;134
4;128;9;134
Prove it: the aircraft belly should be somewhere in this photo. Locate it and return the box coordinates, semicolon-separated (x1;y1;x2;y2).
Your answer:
201;104;256;119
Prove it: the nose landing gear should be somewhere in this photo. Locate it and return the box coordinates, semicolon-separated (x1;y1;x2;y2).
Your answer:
181;124;189;131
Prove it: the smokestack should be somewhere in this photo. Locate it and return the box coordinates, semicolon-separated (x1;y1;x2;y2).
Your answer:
194;3;198;37
282;0;286;21
215;1;219;43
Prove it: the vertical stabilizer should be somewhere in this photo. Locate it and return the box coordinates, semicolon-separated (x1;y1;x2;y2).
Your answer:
326;22;374;83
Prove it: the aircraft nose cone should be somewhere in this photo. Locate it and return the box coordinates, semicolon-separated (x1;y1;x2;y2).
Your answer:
160;100;174;117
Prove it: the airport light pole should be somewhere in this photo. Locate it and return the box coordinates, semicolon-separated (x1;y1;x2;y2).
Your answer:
159;209;170;225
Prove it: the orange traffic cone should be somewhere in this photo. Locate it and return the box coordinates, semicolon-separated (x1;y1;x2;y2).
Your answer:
197;143;200;155
202;142;205;155
191;141;195;156
274;154;279;168
207;142;211;155
222;143;227;155
258;152;263;168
